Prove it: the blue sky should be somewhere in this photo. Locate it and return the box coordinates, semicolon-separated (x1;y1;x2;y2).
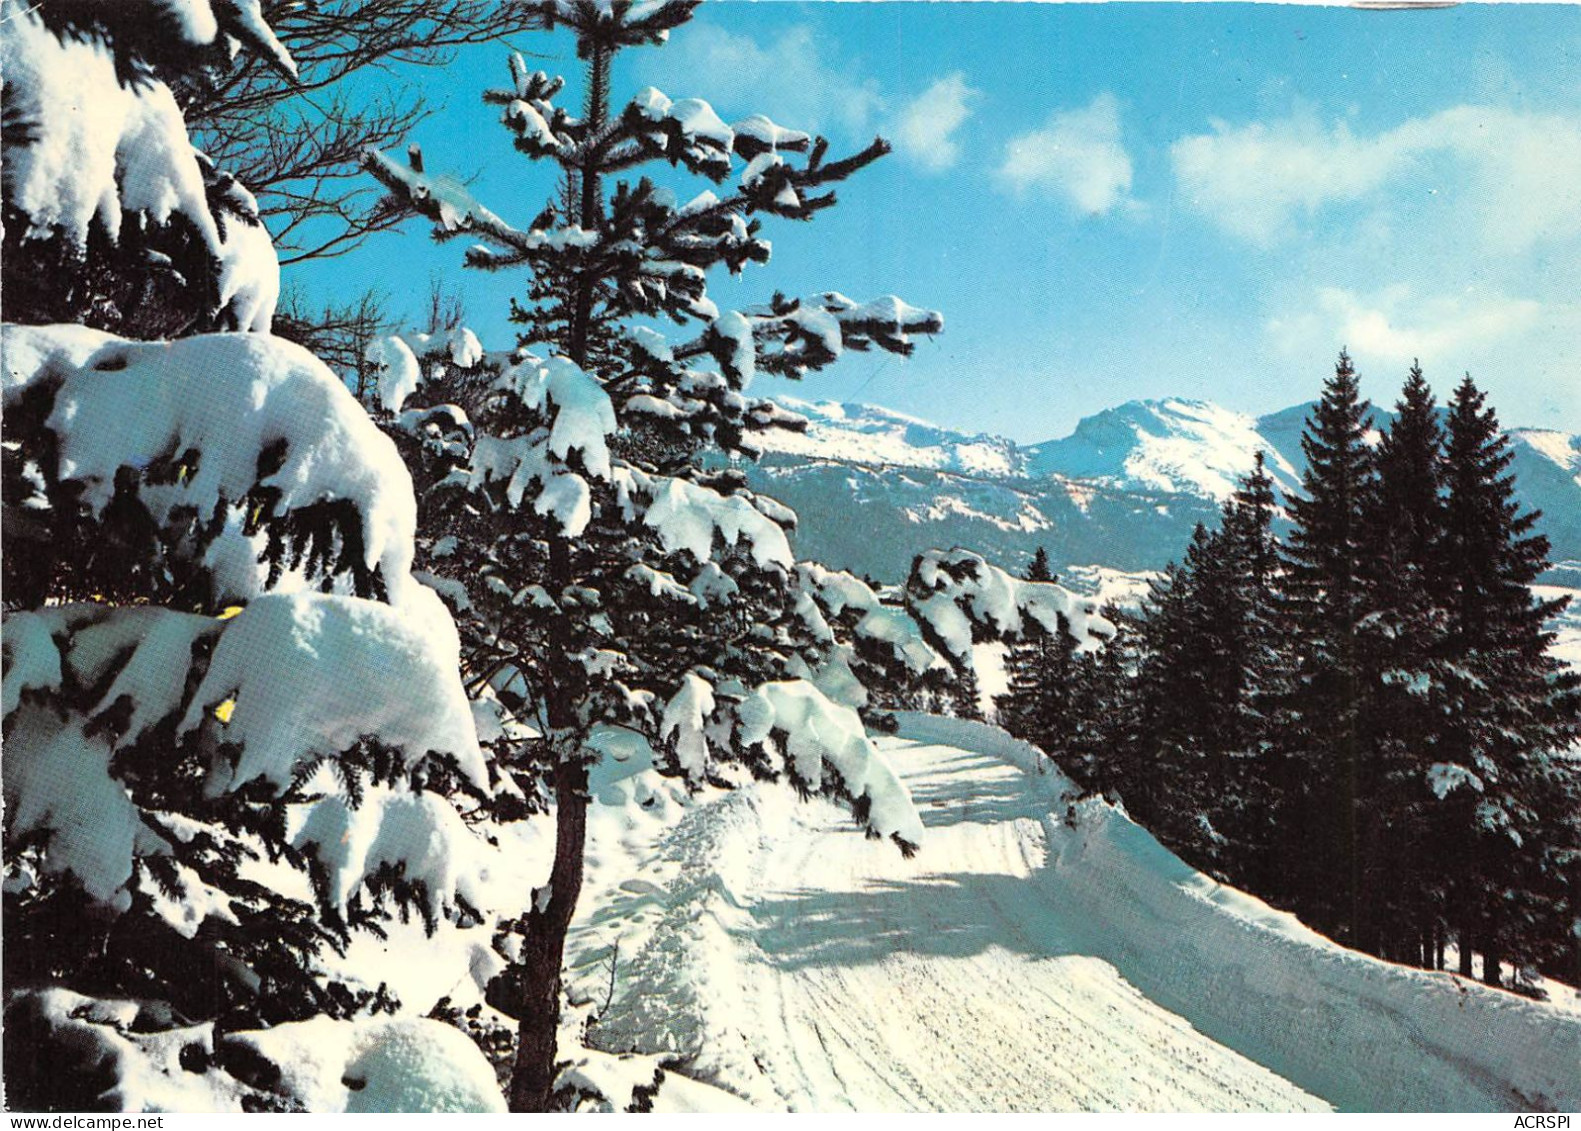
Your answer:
294;2;1581;442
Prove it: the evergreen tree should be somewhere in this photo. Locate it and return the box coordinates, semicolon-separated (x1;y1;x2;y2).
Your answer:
1082;603;1147;806
1437;374;1581;984
1027;546;1054;583
950;661;988;722
1132;523;1240;871
364;1;941;1108
1359;365;1449;964
1217;452;1289;896
3;0;504;1106
1278;351;1375;946
993;546;1060;738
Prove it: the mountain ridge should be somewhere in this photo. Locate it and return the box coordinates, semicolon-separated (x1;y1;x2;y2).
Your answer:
748;396;1581;583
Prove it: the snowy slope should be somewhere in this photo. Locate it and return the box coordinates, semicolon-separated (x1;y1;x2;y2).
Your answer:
1510;431;1581;585
568;716;1581;1112
1535;586;1581;673
745;397;1581;583
769;398;1023;477
1024;398;1302;501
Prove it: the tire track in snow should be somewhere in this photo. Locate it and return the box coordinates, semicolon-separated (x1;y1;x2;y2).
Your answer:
592;735;1325;1111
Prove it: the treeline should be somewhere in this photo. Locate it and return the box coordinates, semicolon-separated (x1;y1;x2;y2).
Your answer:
997;355;1581;990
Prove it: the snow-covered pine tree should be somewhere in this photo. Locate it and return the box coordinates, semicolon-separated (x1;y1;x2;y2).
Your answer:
0;1;288;338
3;1;504;1110
361;0;941;1108
1435;374;1581;986
1217;452;1290;898
994;548;1058;737
1078;601;1147;805
1278;351;1376;946
1359;365;1451;964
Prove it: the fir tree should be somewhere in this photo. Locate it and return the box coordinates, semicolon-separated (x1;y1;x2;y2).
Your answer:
1217;452;1288;895
364;1;941;1108
1081;603;1147;805
1279;351;1375;946
1027;546;1054;583
1437;374;1581;984
3;0;502;1104
1359;365;1448;964
993;546;1060;738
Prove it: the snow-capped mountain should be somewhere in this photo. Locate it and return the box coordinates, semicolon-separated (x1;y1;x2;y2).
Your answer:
748;397;1581;584
766;397;1024;477
1024;398;1303;501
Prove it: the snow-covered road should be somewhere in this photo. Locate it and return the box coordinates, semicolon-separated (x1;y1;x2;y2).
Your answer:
577;716;1581;1112
716;738;1325;1112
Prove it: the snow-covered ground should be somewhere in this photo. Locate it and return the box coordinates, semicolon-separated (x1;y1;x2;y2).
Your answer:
565;715;1581;1113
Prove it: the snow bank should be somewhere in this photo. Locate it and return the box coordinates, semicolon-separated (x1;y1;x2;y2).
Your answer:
232;1015;504;1112
1045;799;1581;1111
558;1049;754;1112
4;988;503;1112
891;713;1581;1112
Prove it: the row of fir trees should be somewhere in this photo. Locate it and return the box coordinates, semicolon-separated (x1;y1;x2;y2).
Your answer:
996;355;1581;991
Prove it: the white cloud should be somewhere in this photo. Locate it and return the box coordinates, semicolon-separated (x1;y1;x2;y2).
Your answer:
1266;285;1545;371
888;73;977;173
997;94;1135;215
1173;106;1581;250
634;24;881;137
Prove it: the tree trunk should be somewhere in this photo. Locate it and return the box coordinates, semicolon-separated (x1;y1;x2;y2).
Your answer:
1482;939;1501;989
1459;924;1474;977
507;755;591;1112
504;523;590;1110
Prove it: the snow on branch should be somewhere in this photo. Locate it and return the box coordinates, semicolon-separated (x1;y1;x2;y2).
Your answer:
466;352;618;536
906;548;1115;664
737;681;923;851
484;58;572;158
796;563;939;675
617;467;793;570
656;672;922;850
3;11;213;252
4;324;424;606
363;146;598;265
520;0;700;51
731;292;945;379
180;592;485;794
2;2;287;331
367;335;423;413
3;590;487;922
62;0;299;79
